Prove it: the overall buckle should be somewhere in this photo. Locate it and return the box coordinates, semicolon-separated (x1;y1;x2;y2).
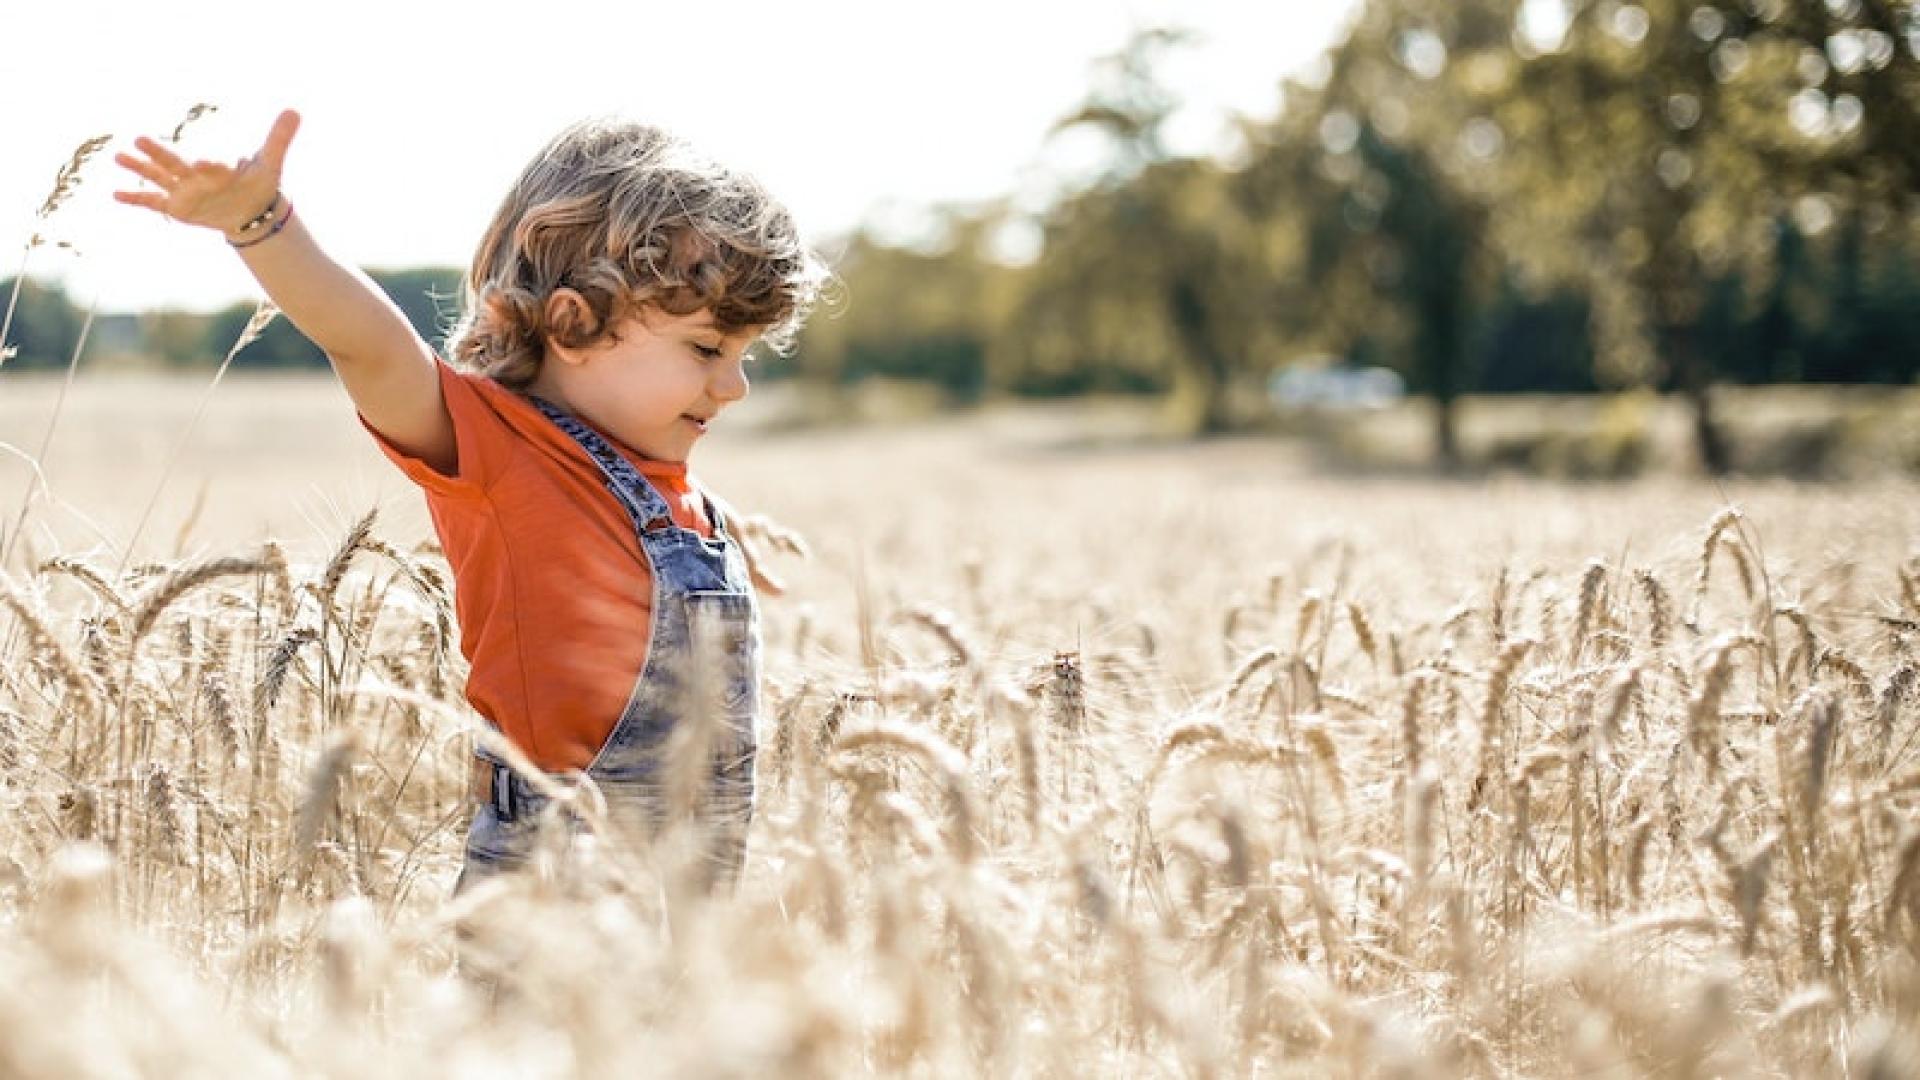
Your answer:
469;756;522;822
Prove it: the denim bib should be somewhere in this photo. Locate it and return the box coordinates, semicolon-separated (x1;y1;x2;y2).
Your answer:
458;398;760;886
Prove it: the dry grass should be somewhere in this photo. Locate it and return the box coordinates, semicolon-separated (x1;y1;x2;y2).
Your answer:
0;377;1918;1077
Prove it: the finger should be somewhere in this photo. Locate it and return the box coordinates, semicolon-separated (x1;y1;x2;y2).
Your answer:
113;152;176;189
113;190;169;213
133;135;190;176
258;109;301;171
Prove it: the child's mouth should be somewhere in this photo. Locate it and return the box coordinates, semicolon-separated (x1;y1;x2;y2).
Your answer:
682;415;710;433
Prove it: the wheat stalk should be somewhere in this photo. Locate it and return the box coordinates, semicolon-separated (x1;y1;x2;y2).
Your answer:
127;557;268;646
834;719;976;863
0;574;98;716
1634;568;1674;652
901;605;974;667
293;732;360;874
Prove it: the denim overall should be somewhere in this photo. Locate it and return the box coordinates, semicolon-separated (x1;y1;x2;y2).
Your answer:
457;398;760;890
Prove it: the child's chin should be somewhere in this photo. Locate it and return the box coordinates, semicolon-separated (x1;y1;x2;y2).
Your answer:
626;430;696;463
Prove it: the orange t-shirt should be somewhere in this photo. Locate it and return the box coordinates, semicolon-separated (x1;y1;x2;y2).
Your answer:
365;359;712;773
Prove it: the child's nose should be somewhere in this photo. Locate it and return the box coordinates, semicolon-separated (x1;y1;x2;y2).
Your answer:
711;357;749;404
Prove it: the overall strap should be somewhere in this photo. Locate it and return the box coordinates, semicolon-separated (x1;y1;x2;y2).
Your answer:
527;396;676;534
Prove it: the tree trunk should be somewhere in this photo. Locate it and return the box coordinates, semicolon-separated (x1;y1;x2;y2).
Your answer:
1415;270;1466;471
1169;277;1235;434
1667;325;1731;475
1686;381;1730;476
1199;375;1234;435
1644;199;1729;475
1432;395;1461;470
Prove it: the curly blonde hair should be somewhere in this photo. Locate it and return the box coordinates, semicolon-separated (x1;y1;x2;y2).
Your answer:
446;119;827;388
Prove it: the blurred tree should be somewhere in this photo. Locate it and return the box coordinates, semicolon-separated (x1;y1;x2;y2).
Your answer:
4;269;461;372
1472;281;1597;392
1235;0;1511;466
996;157;1277;422
794;212;1017;399
369;268;463;354
1468;1;1725;470
1000;28;1277;431
1049;26;1193;180
1741;215;1810;383
200;303;322;368
139;309;213;369
189;267;462;370
1794;220;1920;383
0;276;85;371
1476;0;1919;471
1758;1;1920;386
1762;0;1920;204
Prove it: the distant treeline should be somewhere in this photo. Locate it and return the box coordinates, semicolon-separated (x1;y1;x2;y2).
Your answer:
6;218;1912;397
798;213;1920;397
0;269;462;371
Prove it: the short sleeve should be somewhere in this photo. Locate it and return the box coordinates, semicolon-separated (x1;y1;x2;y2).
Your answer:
359;358;517;498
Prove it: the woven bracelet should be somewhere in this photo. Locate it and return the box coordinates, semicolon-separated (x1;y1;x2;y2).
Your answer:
229;203;294;250
232;193;283;235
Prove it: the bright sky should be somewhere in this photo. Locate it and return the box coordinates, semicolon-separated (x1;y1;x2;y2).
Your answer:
7;0;1358;313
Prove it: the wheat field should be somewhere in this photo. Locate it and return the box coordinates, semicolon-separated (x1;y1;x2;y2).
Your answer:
0;374;1918;1077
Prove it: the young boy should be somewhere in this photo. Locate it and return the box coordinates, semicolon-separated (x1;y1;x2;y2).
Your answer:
115;110;827;887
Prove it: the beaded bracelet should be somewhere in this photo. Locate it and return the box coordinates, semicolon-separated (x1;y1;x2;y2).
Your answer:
231;193;283;235
229;202;294;250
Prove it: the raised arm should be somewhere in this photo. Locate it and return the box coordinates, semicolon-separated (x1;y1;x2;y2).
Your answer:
114;110;457;474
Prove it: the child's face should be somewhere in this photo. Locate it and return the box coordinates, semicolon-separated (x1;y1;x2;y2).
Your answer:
557;306;761;463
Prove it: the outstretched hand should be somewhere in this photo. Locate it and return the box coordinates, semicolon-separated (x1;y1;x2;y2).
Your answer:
113;109;300;236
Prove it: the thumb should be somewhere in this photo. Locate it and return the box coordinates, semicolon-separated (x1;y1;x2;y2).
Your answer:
259;109;301;172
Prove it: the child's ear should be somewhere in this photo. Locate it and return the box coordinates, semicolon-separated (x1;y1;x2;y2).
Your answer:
542;288;597;366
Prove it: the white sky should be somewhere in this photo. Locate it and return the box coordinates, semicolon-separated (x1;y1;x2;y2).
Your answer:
6;0;1358;313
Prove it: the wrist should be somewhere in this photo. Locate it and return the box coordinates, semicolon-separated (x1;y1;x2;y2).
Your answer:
226;196;295;250
223;193;286;245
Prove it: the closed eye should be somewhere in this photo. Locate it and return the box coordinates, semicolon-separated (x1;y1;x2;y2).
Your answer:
692;343;724;361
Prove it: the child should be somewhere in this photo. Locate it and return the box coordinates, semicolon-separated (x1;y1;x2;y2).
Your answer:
113;110;826;890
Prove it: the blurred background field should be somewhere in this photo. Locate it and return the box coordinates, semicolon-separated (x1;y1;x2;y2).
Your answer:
5;374;1920;567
